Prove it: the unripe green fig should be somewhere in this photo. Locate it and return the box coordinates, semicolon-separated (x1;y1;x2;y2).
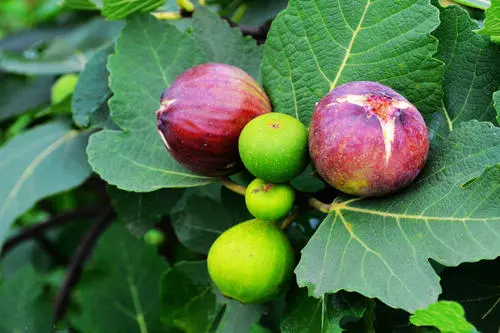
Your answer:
238;113;309;183
245;178;295;221
207;219;294;304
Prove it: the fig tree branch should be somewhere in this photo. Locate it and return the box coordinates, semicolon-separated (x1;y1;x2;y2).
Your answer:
1;205;107;257
53;209;114;323
280;208;300;230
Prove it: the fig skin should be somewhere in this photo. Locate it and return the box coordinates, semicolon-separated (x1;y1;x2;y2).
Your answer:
239;113;309;183
245;178;295;221
309;81;429;197
207;219;294;304
157;63;271;177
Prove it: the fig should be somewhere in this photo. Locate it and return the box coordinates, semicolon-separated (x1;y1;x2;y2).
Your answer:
309;81;429;197
245;178;295;221
157;63;271;177
207;219;294;304
239;113;309;183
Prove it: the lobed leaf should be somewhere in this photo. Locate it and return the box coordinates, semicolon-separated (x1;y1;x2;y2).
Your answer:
0;121;92;246
262;0;444;126
87;15;213;191
295;121;500;312
88;11;265;191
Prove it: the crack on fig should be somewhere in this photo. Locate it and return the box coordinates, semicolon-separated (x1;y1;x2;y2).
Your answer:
253;183;274;193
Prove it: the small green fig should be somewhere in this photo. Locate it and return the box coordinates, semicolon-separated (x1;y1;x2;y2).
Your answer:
238;113;309;183
207;219;294;304
245;178;295;221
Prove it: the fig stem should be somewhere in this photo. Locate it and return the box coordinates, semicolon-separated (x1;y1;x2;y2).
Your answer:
280;208;299;230
176;0;195;12
219;177;332;214
307;197;332;214
219;177;247;196
152;11;183;20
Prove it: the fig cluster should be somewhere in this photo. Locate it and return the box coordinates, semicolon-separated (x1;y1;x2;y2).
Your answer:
156;63;429;303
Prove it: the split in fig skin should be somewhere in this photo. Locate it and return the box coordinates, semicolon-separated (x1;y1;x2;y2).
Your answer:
239;113;309;183
157;63;271;177
309;81;429;197
245;178;295;221
207;219;295;304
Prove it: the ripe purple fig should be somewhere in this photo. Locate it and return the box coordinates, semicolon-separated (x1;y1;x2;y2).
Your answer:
157;63;271;176
309;81;429;197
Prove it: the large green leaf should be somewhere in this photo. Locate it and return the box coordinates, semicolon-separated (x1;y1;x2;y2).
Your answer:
479;0;500;39
262;0;444;126
109;185;184;236
87;15;212;191
192;7;263;80
72;45;114;128
0;265;52;333
72;224;170;333
0;121;92;246
410;301;478;333
433;3;500;131
102;0;167;20
295;120;500;312
0;75;53;121
280;289;367;333
160;261;265;333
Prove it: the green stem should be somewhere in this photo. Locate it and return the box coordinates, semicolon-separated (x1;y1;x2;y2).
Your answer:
152;11;183;20
219;177;247;196
280;208;299;230
176;0;195;12
308;197;331;214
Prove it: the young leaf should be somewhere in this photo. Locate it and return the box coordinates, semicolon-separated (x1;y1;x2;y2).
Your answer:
102;0;167;20
0;265;53;333
433;3;500;131
440;260;500;333
72;224;170;333
478;0;500;39
0;121;92;246
410;301;478;333
262;0;444;126
72;45;114;129
87;15;214;191
295;120;500;312
192;7;263;80
280;289;367;333
108;185;184;236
